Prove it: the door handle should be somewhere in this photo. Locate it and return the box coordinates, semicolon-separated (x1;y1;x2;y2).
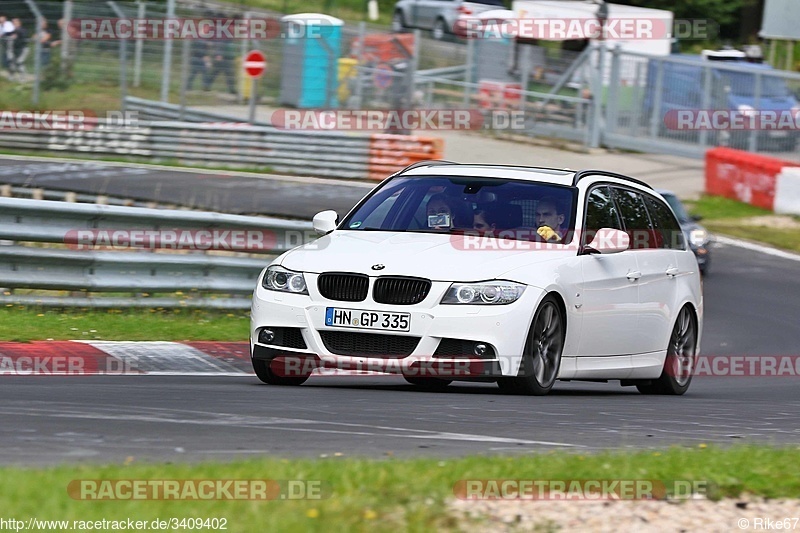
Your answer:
665;267;680;278
626;270;642;281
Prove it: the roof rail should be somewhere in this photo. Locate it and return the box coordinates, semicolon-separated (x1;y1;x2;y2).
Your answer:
572;169;653;190
393;160;460;176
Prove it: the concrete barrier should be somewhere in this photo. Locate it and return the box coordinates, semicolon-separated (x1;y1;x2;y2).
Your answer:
705;148;800;210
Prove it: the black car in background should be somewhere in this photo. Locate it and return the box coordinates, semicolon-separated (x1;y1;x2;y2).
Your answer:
658;190;713;275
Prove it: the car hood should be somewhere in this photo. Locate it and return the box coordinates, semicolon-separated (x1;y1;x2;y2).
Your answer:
728;93;799;111
280;230;572;282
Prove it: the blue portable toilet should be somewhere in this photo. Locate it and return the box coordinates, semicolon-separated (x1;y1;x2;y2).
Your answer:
280;14;344;108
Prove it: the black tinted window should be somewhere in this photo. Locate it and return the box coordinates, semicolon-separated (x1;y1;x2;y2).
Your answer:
613;188;656;249
583;186;622;246
644;195;685;250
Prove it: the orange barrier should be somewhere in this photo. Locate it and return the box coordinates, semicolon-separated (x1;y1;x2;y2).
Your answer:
477;80;522;110
367;134;445;181
350;34;414;64
705;148;800;210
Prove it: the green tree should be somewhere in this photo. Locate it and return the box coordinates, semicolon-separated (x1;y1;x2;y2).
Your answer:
613;0;750;28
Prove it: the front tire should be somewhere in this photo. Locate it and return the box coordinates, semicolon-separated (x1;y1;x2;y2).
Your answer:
636;306;697;395
432;18;448;41
498;296;564;396
253;358;309;386
391;11;407;33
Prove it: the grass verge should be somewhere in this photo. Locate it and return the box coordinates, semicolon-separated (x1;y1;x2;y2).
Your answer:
0;446;797;532
0;307;249;342
685;195;800;253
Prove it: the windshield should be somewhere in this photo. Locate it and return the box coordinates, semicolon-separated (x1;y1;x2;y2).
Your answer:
661;193;691;224
717;70;791;98
340;175;577;244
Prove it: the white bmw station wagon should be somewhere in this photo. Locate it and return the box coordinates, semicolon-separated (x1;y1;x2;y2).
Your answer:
250;162;703;395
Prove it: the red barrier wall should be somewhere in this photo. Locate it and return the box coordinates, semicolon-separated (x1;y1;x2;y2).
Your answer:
705;148;800;210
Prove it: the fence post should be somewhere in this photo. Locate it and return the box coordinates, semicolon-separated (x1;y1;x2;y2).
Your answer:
353;21;366;109
239;11;251;105
462;35;474;107
748;72;762;152
519;44;531;114
61;0;73;72
179;39;190;120
133;0;145;87
628;61;643;136
605;44;621;136
160;0;176;102
108;2;128;114
589;44;605;148
409;29;420;109
23;0;43;105
699;64;712;147
648;59;664;139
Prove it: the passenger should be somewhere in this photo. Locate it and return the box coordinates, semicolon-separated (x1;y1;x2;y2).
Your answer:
426;193;472;230
535;196;566;242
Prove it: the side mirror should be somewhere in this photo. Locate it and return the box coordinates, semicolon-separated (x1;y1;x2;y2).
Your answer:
691;214;703;222
312;210;338;236
584;228;630;255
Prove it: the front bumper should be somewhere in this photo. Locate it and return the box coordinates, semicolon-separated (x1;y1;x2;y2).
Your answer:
250;278;541;379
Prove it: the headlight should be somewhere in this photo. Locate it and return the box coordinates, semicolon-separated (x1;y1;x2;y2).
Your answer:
689;229;709;248
262;265;308;294
441;281;526;305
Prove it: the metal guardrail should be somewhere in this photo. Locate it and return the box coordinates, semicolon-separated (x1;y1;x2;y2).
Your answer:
0;197;314;309
0;97;444;181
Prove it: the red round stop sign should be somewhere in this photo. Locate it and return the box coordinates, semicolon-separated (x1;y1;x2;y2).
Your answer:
244;50;267;78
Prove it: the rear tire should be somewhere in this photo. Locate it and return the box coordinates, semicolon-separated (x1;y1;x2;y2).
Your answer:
253;358;309;386
635;306;697;395
497;296;564;396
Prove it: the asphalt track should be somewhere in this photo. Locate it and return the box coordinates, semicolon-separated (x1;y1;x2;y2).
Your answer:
1;243;799;465
0;157;372;218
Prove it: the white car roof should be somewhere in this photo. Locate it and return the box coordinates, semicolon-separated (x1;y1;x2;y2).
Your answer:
401;164;577;186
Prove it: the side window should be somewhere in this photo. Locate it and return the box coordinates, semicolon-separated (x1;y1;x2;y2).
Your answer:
583;186;623;246
613;188;656;249
644;195;686;250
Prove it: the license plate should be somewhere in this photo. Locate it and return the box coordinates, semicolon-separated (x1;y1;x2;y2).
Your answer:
325;308;410;332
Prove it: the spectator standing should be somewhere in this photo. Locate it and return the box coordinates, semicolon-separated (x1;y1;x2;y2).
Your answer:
37;18;52;66
6;18;30;79
203;14;237;94
0;15;14;72
187;39;211;90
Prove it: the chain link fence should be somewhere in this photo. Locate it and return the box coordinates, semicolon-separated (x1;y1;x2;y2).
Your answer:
3;0;800;162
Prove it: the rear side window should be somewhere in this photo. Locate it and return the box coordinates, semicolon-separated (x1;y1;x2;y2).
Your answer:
612;188;657;249
583;186;623;246
643;195;686;250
